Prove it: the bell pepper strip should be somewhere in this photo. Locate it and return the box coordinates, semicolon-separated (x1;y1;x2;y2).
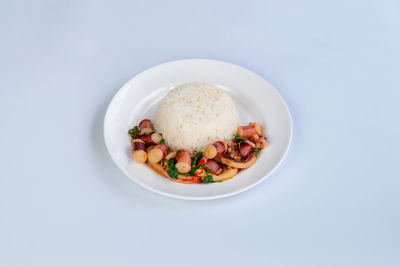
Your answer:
194;167;204;175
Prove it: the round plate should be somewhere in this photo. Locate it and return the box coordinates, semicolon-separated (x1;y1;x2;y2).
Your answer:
104;59;292;200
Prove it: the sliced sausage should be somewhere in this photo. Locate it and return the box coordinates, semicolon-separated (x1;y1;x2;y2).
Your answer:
150;132;164;144
205;159;223;175
204;141;227;159
147;144;168;163
139;119;153;129
139;134;155;146
175;149;191;174
131;139;147;163
139;119;155;135
140;132;164;146
239;142;253;159
237;123;262;139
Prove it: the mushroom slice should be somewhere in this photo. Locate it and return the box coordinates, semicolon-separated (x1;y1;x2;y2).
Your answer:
220;153;257;169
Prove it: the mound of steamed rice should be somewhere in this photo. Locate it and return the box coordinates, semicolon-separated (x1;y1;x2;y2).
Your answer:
153;82;239;152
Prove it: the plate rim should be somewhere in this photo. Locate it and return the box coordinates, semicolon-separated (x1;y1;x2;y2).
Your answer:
103;58;293;200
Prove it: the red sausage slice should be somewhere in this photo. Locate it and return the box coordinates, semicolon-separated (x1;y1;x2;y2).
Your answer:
237;123;261;139
175;149;191;174
204;141;226;159
148;144;168;163
131;139;147;163
205;159;223;175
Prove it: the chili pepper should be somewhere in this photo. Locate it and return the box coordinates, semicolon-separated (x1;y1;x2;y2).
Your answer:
197;158;206;166
194;167;204;175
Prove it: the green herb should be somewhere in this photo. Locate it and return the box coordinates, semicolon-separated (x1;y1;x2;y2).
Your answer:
201;166;213;183
191;156;197;168
251;148;259;158
169;170;178;179
166;160;178;179
195;152;203;159
203;175;213;183
190;164;205;176
128;126;140;139
234;135;247;143
160;159;168;170
159;139;165;144
190;152;204;172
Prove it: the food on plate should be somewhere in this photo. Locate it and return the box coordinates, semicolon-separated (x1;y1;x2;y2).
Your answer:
153;82;239;151
204;141;227;159
147;144;168;164
237;122;261;138
127;82;269;184
129;118;268;183
131;139;147;163
175;149;192;174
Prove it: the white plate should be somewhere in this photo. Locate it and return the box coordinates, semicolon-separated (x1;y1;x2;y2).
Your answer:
104;59;292;200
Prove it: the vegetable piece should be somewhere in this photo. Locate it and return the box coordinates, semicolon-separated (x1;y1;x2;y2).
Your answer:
175;149;192;174
189;152;206;175
190;164;204;175
252;148;259;158
212;167;238;182
194;167;204;175
146;161;201;183
166;160;178;179
197;158;206;166
237;123;262;138
147;155;238;183
182;176;200;184
131;139;147;163
257;137;269;149
205;159;223;175
204;141;227;159
147;144;168;163
165;151;176;160
234;135;247;143
220;153;257;169
244;140;255;147
195;152;204;159
190;152;203;169
202;175;213;183
128;126;140;139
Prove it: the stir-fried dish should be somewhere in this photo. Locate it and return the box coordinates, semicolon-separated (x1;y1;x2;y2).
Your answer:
129;119;268;184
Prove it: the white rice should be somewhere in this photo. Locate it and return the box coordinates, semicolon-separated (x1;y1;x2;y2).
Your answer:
153;82;239;152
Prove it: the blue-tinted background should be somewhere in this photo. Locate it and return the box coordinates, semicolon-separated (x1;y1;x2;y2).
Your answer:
1;1;399;266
